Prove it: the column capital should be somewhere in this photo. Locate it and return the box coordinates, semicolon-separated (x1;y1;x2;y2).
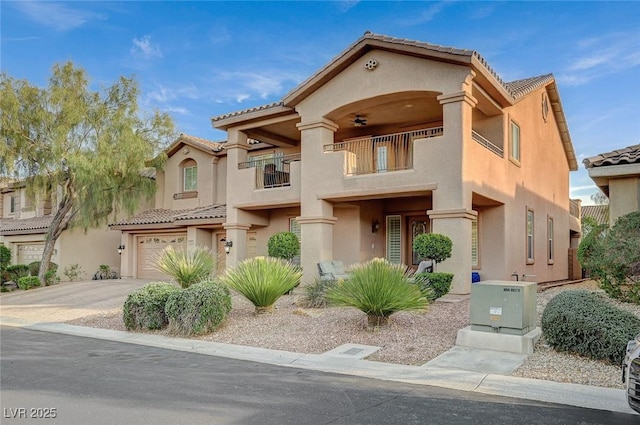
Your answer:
295;215;338;225
296;118;339;132
223;223;252;231
437;91;477;108
427;208;477;220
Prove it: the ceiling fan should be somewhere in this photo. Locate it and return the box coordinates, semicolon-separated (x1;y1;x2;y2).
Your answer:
353;115;367;127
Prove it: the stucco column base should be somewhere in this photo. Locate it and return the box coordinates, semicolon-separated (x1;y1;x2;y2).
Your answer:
296;216;337;285
222;223;251;269
427;208;477;295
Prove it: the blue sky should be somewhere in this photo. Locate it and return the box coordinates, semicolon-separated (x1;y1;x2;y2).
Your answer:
2;1;639;205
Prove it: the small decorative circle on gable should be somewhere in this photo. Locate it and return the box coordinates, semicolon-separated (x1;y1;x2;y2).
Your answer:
182;147;190;155
542;93;549;123
364;59;378;71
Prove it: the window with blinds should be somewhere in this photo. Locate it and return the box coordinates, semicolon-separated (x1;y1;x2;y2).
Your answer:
386;215;402;264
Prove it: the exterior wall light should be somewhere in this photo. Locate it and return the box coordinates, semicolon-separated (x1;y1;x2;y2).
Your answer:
224;240;233;254
117;244;125;255
372;219;380;233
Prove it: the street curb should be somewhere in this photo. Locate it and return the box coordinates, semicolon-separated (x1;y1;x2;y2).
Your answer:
1;316;636;416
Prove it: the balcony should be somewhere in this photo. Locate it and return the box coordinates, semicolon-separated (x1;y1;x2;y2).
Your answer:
238;153;301;190
323;127;443;176
472;130;503;157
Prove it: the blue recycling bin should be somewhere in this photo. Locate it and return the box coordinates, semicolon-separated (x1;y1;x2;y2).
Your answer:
472;272;480;283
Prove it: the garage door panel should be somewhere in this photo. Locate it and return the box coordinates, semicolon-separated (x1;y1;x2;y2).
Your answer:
137;234;187;279
17;243;45;264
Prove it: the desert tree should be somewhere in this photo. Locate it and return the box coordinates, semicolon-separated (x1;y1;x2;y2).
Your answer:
0;62;175;284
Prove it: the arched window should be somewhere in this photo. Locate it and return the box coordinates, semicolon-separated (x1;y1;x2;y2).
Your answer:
181;159;197;192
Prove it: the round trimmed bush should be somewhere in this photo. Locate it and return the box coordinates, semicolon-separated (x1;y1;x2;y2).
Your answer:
29;261;59;277
413;272;454;301
165;280;232;336
123;282;182;331
267;232;300;261
541;290;640;364
413;233;453;266
17;276;41;290
6;264;30;282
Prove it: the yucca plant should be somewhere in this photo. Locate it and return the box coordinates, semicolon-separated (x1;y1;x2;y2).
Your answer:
154;245;215;288
222;256;302;314
326;258;429;326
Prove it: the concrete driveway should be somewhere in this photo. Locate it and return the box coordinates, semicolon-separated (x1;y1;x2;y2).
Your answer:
0;279;151;324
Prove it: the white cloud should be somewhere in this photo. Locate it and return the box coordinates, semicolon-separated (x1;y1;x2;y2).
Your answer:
559;32;640;86
207;68;303;104
399;1;449;26
11;2;105;31
130;36;163;60
334;1;361;14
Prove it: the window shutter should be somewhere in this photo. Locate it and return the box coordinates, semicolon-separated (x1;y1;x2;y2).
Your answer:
386;215;402;264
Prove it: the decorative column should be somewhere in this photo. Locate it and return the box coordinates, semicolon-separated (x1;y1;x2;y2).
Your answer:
296;119;339;284
431;80;477;295
223;129;251;269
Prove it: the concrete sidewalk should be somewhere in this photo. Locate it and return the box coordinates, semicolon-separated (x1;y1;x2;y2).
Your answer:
0;279;636;416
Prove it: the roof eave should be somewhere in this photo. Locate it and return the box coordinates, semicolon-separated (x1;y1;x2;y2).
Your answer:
212;105;296;130
546;81;578;171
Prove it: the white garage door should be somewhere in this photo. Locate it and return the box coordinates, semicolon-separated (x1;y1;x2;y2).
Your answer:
17;243;45;265
136;234;187;280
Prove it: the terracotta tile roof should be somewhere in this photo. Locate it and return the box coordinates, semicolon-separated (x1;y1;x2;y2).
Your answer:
0;215;53;234
581;205;610;226
583;144;640;168
110;204;226;227
175;204;226;221
505;74;555;99
211;102;284;123
179;134;225;151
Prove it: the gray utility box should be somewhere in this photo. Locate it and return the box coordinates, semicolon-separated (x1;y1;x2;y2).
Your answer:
470;280;537;335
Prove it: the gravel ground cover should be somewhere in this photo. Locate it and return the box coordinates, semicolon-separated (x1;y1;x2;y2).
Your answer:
68;280;640;389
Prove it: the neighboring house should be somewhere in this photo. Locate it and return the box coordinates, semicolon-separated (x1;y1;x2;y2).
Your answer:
584;144;640;225
208;32;580;294
581;204;610;227
0;181;122;280
110;134;229;280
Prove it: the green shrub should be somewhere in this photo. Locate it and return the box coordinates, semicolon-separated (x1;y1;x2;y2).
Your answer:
154;246;215;288
6;264;30;282
302;278;336;308
541;290;640;364
63;264;84;281
413;233;453;268
413;272;454;301
45;269;60;285
326;258;429;326
0;244;11;279
267;232;300;261
28;261;58;277
165;280;232;336
597;211;640;303
17;276;41;290
123;282;182;331
577;223;607;279
222;256;302;314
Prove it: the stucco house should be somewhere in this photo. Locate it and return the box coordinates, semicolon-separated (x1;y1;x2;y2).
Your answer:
0;181;122;280
583;144;640;225
110;134;229;280
209;32;580;295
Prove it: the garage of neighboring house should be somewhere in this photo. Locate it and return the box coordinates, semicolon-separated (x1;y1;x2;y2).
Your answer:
136;233;187;280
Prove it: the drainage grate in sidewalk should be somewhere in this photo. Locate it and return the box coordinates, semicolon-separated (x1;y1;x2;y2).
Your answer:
322;343;381;359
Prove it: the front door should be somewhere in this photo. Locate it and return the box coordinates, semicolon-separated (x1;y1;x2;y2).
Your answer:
407;216;429;268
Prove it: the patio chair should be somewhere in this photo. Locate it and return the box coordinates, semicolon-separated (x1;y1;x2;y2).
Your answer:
318;260;351;281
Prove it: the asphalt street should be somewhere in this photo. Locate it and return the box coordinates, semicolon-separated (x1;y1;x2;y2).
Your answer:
1;327;636;425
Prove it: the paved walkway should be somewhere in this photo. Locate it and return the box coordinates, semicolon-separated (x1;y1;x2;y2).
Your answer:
0;279;636;416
